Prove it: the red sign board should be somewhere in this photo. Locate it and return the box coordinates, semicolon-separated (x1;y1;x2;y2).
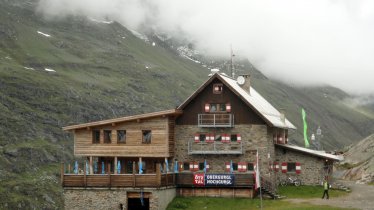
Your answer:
193;173;205;186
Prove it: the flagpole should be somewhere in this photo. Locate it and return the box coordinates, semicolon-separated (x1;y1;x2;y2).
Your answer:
257;149;263;210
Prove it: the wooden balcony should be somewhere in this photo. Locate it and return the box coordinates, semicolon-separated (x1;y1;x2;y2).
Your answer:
188;140;243;155
198;114;234;127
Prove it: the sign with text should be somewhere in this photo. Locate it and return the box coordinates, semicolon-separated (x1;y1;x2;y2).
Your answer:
193;174;235;186
193;173;205;186
205;174;234;186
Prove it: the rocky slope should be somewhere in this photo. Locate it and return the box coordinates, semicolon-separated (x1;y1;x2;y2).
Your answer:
339;134;374;184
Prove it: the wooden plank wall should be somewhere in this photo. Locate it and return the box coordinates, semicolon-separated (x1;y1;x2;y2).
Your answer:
74;117;170;157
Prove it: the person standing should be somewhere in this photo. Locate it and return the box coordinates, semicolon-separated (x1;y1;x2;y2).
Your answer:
322;178;329;199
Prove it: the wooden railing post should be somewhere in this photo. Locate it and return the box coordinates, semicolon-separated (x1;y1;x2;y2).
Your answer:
83;161;87;187
156;163;161;187
133;161;136;187
61;163;64;187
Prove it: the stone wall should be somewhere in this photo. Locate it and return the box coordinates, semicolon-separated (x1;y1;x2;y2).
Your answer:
174;125;276;182
64;187;176;210
274;147;328;185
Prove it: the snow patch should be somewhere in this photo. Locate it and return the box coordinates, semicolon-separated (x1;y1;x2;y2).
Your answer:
129;29;149;42
37;31;51;37
45;68;56;72
89;18;113;24
24;67;35;70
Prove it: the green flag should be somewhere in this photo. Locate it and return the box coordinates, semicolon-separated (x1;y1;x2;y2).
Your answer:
301;108;310;148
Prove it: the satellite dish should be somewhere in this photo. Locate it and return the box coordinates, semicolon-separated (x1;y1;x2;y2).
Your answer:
237;76;245;85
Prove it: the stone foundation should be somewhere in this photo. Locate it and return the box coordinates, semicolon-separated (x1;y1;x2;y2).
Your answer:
64;187;176;210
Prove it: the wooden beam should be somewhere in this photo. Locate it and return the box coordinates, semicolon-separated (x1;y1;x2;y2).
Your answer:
89;156;93;174
111;123;116;127
83;161;87;187
114;157;118;174
86;126;90;130
156;163;161;187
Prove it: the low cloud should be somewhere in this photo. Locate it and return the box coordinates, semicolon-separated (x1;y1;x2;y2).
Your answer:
37;0;374;94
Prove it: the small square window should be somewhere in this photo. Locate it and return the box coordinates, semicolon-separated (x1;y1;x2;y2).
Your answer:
215;134;222;141
92;130;100;144
142;130;152;144
199;134;206;142
247;163;254;171
287;162;296;172
117;130;126;144
231;134;237;142
183;163;190;171
213;83;223;94
232;163;238;171
199;162;205;170
104;130;112;143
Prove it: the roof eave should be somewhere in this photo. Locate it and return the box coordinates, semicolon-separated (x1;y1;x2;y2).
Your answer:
63;109;183;131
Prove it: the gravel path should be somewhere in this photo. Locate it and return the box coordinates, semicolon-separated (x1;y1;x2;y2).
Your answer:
286;181;374;210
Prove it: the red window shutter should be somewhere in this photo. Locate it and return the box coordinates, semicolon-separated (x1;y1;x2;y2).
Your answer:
226;134;231;142
225;162;231;172
189;162;194;172
205;104;210;112
194;162;199;172
210;134;215;142
296;162;301;174
206;162;210;172
238;162;247;172
226;103;231;112
194;134;200;143
269;162;273;171
237;134;241;143
178;162;183;172
274;162;279;172
221;134;226;143
281;162;287;173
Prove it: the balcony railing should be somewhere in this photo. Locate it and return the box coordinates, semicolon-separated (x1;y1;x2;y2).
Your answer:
198;114;234;127
188;140;243;155
61;162;175;188
62;173;176;188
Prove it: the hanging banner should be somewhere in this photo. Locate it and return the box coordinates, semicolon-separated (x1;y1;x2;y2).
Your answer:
193;174;235;186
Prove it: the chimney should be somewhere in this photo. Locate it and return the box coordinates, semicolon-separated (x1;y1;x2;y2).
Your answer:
237;74;251;94
279;109;286;123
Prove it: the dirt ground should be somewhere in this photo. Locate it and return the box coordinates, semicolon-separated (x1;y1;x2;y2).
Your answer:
286;180;374;210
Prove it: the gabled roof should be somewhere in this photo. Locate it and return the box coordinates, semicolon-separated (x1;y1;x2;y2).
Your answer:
63;109;182;131
178;73;296;129
275;143;343;161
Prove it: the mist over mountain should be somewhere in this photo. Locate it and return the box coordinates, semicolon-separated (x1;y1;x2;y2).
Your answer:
1;0;374;209
36;0;374;95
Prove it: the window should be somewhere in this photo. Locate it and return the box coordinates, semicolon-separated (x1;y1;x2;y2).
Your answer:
247;163;254;171
209;103;227;112
142;130;152;144
231;134;237;142
287;162;296;172
199;162;205;170
215;134;222;141
183;162;190;171
104;130;112;143
92;130;100;144
199;134;206;142
232;163;238;171
117;130;126;144
213;83;223;94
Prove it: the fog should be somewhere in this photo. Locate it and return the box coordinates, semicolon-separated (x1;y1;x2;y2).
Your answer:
37;0;374;94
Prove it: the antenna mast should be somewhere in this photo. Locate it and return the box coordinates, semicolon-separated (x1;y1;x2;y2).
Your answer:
230;44;235;78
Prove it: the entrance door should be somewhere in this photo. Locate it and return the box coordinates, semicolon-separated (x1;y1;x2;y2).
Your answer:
128;198;149;210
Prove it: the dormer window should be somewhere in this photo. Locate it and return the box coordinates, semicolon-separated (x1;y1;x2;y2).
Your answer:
213;83;223;94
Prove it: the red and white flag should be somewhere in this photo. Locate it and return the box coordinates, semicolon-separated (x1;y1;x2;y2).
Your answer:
254;150;261;190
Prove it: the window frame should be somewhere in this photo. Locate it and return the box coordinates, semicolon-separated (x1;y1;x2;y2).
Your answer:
213;83;223;94
287;162;296;173
117;130;126;144
142;130;152;144
183;162;190;171
92;130;100;144
103;130;112;144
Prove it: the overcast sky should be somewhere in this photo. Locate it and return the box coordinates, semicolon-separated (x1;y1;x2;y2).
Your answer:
37;0;374;94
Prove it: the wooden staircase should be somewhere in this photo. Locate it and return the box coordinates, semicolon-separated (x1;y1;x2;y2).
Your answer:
256;176;284;199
